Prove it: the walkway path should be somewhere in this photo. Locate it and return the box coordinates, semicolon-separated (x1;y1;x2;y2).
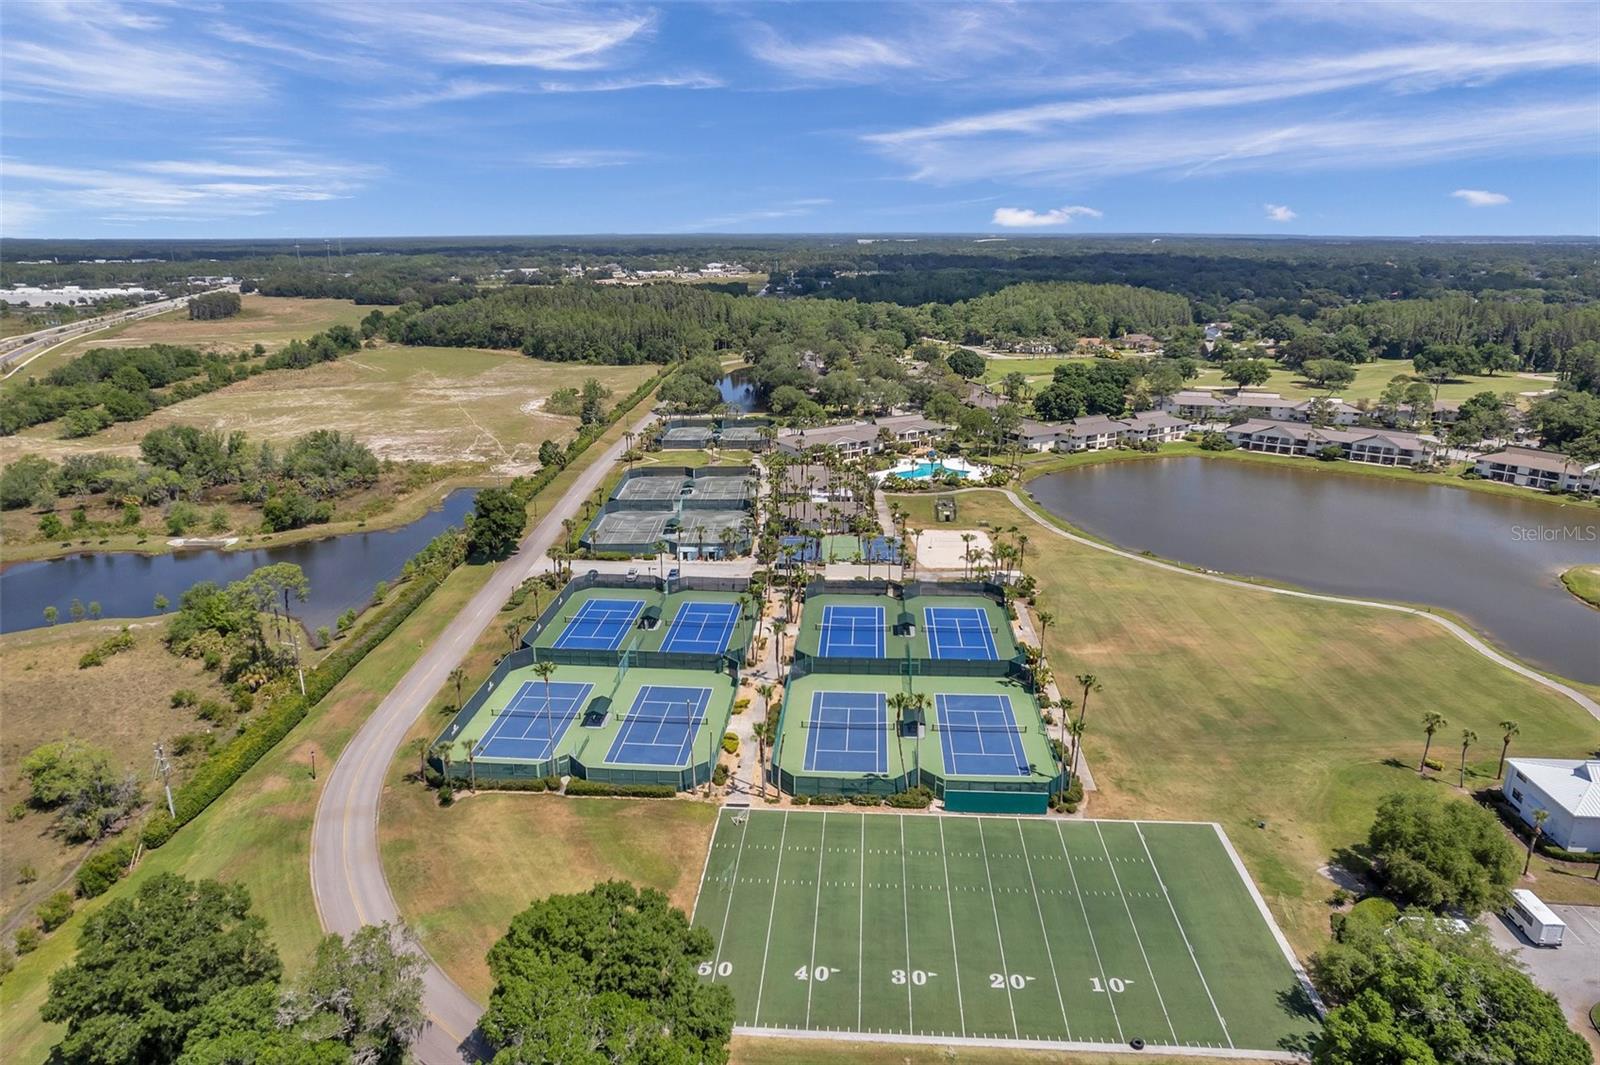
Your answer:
939;487;1600;722
309;409;658;1065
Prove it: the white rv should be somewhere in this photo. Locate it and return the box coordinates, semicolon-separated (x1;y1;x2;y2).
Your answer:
1507;889;1565;947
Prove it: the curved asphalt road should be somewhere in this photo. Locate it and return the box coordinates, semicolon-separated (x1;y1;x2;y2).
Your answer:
309;414;652;1064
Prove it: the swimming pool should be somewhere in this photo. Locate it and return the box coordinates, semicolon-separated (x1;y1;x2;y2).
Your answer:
898;461;969;480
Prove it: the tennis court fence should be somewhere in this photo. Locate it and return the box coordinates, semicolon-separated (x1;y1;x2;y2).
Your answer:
789;648;1027;682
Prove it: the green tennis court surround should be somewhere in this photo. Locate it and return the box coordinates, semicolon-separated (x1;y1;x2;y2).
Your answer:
692;809;1321;1055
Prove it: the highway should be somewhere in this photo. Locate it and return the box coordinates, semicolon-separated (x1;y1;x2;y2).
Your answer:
0;287;231;378
308;409;656;1064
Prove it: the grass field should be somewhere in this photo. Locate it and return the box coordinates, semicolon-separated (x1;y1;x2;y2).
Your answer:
729;1038;1252;1065
0;396;660;1063
895;489;1600;948
1562;565;1600;609
0;616;232;928
1;296;365;392
1;344;654;474
693;809;1317;1056
981;353;1555;406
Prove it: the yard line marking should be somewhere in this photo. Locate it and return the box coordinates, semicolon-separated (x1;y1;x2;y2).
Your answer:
805;813;828;1025
710;811;753;978
897;815;914;1032
1093;821;1177;1044
857;815;868;1032
1015;820;1072;1040
752;812;790;1026
1053;820;1123;1043
936;816;968;1036
975;818;1020;1039
1134;823;1233;1047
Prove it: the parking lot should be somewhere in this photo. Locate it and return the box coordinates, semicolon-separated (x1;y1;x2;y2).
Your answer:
1486;903;1600;1046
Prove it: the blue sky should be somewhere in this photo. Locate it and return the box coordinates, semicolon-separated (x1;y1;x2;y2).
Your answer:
2;1;1597;238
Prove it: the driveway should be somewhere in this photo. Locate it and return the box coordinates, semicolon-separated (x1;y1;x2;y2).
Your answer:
1487;903;1600;1047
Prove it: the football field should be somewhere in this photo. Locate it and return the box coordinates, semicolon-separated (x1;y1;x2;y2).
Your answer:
692;809;1320;1056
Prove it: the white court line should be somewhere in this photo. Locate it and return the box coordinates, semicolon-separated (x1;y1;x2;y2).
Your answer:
1134;823;1233;1048
859;815;869;1032
752;812;791;1026
936;817;969;1035
974;818;1021;1038
1054;821;1124;1043
1093;822;1178;1044
804;813;828;1026
897;815;913;1033
1016;819;1073;1040
710;810;753;977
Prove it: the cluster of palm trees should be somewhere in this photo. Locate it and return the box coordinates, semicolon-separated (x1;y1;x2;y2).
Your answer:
955;526;1029;582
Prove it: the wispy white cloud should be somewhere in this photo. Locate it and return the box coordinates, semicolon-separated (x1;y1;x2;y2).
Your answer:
1452;188;1511;206
318;4;656;71
538;73;722;93
1263;203;1297;222
675;198;833;231
876;100;1596;186
992;205;1102;227
524;149;646;169
2;0;264;107
2;149;379;226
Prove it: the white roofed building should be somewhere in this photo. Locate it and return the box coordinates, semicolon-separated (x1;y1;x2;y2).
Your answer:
1502;759;1600;853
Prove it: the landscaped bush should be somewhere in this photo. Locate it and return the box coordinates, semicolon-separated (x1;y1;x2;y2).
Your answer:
721;732;739;754
141;546;458;850
564;780;676;798
887;786;934;809
712;764;729;786
75;840;136;898
848;793;882;806
35;891;74;932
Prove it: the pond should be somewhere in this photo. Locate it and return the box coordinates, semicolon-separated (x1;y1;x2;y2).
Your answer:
0;489;477;636
717;370;759;413
1028;459;1600;684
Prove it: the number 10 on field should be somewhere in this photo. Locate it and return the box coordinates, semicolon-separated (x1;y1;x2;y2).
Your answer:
1091;976;1134;993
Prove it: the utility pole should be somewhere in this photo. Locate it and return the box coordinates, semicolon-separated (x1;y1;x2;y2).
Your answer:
153;744;176;817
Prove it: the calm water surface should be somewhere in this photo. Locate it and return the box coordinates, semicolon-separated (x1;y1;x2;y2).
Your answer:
1029;459;1600;683
1;489;476;635
717;371;759;413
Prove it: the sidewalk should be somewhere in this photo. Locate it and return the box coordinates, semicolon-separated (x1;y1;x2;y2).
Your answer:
1012;597;1096;792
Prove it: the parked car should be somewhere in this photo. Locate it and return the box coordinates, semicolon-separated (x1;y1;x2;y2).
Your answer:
625;567;640;583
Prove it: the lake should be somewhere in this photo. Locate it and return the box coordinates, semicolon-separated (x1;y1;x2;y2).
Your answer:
717;370;759;413
0;489;477;635
1029;459;1600;684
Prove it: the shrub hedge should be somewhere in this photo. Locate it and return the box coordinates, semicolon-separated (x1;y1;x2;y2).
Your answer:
141;566;451;850
564;780;676;799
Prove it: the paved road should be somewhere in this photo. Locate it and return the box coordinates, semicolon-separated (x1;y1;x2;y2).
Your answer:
309;410;655;1064
0;288;229;377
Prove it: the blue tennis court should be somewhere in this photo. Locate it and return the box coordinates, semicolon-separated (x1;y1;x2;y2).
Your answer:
552;598;644;651
802;690;887;773
817;604;886;658
474;680;595;761
924;606;999;660
935;693;1030;777
603;685;713;766
660;601;739;654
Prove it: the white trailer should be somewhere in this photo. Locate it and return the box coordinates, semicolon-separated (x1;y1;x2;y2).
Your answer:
1507;889;1566;947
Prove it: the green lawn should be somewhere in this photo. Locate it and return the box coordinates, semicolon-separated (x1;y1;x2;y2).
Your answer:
695;809;1317;1054
0;392;661;1063
979;353;1555;406
900;490;1600;952
1562;565;1600;609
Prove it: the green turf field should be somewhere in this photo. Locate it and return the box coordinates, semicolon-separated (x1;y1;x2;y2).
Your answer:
692;810;1319;1055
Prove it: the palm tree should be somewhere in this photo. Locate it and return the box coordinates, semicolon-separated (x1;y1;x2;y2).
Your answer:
1458;729;1477;789
959;533;975;579
430;739;454;786
533;660;557;714
1055;696;1075;779
1418;711;1447;773
1036;610;1055;655
465;743;477;793
448;666;467;708
1496;720;1520;779
1074;674;1102;733
1067;717;1087;787
503;620;521;652
770;617;786;664
1523;807;1548;876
